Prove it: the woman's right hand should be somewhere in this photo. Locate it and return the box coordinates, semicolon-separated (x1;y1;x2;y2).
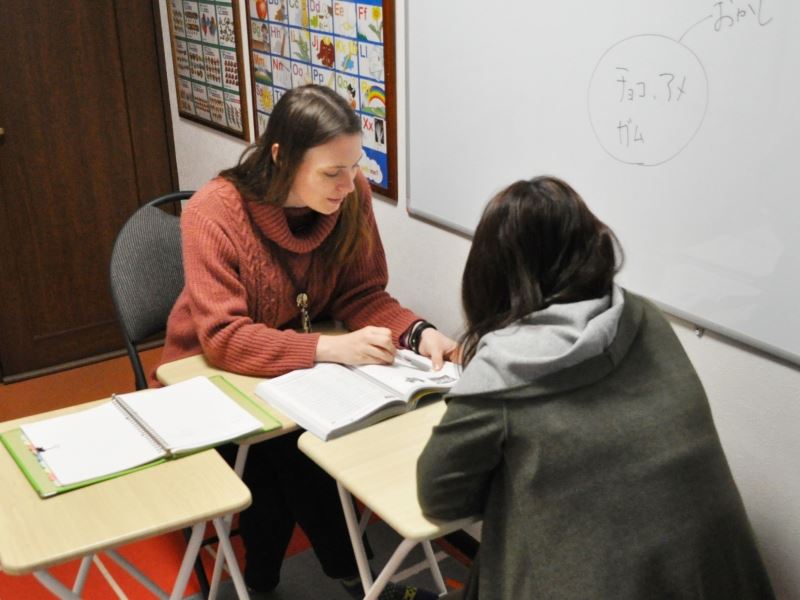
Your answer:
315;326;396;365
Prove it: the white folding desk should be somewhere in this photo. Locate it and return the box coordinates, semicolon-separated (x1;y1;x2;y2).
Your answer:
0;400;252;600
157;354;299;598
298;402;478;600
157;352;477;600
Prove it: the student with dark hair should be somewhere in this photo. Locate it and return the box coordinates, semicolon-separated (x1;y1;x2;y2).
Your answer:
417;176;774;599
156;85;454;598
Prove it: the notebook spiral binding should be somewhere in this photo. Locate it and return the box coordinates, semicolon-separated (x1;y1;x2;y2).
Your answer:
111;394;171;455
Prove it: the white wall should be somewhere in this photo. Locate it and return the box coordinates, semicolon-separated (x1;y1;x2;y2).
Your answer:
160;3;799;596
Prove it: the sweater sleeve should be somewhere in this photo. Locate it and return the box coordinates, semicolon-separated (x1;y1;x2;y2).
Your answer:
328;189;420;344
417;396;506;521
181;205;320;377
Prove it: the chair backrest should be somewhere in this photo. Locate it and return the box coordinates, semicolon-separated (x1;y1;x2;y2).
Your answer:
109;192;194;389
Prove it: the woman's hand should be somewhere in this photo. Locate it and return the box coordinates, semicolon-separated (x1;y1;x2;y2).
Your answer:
418;329;461;370
315;326;396;365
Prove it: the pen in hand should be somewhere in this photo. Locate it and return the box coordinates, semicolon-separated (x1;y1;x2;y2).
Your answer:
396;349;431;371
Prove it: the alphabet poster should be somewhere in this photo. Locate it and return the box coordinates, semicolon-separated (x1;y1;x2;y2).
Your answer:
246;0;397;199
167;0;250;140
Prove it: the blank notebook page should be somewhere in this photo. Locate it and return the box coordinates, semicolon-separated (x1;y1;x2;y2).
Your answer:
20;402;164;485
116;376;262;453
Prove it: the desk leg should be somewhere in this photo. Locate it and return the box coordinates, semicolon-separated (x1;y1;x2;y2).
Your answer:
359;508;373;534
421;540;448;597
233;443;250;478
169;521;206;600
364;539;417;600
72;554;93;594
207;536;226;599
208;443;250;599
212;516;250;600
33;570;82;599
337;482;374;593
335;484;448;600
105;549;170;599
207;511;237;600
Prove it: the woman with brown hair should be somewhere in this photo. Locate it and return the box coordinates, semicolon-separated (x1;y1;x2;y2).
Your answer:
417;176;774;599
157;85;453;598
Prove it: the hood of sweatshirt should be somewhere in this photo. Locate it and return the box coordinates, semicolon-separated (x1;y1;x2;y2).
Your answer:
451;285;625;396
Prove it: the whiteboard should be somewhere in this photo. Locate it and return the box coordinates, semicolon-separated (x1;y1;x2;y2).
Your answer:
407;1;800;365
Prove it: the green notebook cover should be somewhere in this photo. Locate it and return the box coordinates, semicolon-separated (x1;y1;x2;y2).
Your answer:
209;374;281;435
1;375;280;498
0;429;167;498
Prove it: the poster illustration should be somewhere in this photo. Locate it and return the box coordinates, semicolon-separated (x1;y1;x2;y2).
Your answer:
246;0;396;199
167;0;250;140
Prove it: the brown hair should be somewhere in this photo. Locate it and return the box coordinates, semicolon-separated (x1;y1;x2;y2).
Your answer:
460;176;623;366
220;85;369;265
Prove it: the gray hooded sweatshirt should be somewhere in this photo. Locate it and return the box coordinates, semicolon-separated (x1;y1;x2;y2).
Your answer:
418;288;774;600
452;286;625;397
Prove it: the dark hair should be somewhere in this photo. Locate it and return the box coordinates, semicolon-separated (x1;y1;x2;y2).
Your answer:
220;85;368;265
459;175;623;366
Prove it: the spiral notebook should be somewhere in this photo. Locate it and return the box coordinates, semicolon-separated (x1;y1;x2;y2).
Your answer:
1;376;280;497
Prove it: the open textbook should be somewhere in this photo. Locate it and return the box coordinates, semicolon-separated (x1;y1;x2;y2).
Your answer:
255;349;460;441
1;376;279;497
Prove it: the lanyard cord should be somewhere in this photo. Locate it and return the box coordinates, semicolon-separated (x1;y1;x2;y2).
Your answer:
263;236;314;334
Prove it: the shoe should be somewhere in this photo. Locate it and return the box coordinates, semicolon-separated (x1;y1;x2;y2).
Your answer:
243;567;278;596
379;582;438;600
340;575;363;599
341;577;438;600
245;585;276;600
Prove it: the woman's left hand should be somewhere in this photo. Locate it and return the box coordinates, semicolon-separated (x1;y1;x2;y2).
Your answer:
418;328;461;370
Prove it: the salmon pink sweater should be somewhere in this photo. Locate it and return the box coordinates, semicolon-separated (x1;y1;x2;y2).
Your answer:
152;173;419;385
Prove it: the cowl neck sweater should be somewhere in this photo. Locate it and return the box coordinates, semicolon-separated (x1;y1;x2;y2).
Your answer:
247;200;338;254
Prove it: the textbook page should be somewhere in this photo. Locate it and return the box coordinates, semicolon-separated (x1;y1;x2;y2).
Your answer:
255;363;404;440
116;376;263;454
19;403;165;486
353;350;460;401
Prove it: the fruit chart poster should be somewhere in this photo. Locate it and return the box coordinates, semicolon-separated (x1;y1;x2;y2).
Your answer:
167;0;250;140
246;0;397;200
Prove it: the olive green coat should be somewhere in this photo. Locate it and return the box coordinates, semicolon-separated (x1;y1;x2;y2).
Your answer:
418;292;773;599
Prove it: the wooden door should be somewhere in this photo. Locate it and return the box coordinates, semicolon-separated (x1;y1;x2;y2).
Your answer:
0;1;177;380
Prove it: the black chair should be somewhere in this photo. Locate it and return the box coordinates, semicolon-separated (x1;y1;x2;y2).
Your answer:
110;191;217;596
109;191;191;390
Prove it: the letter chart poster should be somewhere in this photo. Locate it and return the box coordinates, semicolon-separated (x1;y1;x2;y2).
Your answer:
246;0;396;199
167;0;250;140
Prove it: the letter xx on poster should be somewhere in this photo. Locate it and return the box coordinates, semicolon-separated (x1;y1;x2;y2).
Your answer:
246;0;396;199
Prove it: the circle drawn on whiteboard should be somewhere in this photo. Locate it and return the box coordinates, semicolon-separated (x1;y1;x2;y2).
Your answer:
588;34;708;166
